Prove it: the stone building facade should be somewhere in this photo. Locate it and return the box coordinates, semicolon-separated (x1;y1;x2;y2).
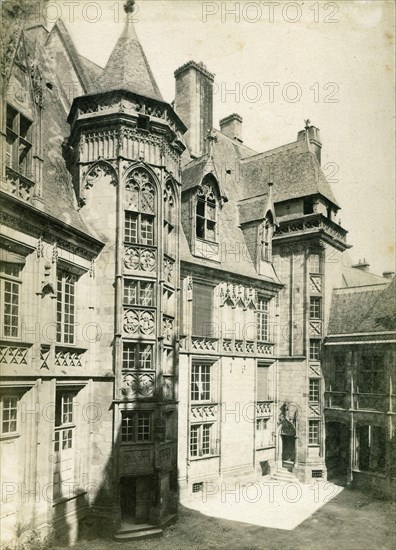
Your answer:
324;275;395;498
0;0;394;544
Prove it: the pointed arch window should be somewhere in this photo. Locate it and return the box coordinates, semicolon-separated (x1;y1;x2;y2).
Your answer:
124;169;156;246
196;178;218;242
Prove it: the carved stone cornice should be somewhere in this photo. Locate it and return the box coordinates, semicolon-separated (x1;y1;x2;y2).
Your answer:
0;192;103;260
273;214;350;252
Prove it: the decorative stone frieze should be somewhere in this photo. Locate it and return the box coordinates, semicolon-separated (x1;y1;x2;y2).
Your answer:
0;345;29;365
310;275;322;293
256;401;272;417
123;309;155;336
309;320;322;336
54;349;84;368
257;342;274;355
219;282;257;309
191;337;218;352
190;404;218;421
121;372;155;398
124;247;156;271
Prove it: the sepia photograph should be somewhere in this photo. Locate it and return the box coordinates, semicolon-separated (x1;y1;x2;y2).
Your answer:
0;0;395;548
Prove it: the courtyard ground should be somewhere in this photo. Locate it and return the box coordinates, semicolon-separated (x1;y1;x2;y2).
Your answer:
57;485;395;550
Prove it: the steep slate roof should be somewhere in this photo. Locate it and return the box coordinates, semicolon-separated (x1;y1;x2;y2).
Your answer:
20;30;100;238
78;55;103;84
240;139;340;207
341;266;389;287
97;17;163;101
238;193;270;225
46;20;96;93
328;279;395;335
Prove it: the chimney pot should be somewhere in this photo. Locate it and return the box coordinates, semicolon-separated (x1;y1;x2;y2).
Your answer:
352;259;370;272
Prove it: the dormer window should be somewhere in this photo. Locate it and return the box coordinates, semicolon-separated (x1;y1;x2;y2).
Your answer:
260;212;274;262
195;178;218;242
6;104;33;179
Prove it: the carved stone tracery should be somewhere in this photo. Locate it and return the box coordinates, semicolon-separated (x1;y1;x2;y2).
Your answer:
84;162;118;189
124;247;156;271
123;309;155;336
125;168;155;213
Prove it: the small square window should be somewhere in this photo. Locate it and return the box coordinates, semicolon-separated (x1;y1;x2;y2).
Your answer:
309;340;320;361
1;396;18;434
309;254;321;273
310;297;321;320
309;379;320;402
191;364;211;401
309;420;320;445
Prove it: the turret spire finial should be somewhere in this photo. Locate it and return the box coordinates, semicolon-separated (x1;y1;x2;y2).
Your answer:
124;0;135;14
304;118;311;129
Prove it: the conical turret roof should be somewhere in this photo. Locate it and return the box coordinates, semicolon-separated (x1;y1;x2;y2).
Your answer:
98;14;163;101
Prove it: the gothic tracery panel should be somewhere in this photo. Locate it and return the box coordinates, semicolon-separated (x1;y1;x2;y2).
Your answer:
123;309;155;336
125;168;156;213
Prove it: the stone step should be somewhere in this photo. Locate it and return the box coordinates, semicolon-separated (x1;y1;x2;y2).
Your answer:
270;469;300;483
114;527;162;541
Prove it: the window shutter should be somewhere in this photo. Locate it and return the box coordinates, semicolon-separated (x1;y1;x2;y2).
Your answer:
192;283;213;337
257;366;269;400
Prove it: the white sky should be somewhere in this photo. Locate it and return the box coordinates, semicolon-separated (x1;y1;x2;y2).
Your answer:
54;0;394;275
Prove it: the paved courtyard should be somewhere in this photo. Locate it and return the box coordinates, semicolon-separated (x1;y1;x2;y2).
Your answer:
181;479;345;530
54;484;395;550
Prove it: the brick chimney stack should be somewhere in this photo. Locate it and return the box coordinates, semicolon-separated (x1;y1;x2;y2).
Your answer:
220;113;243;143
298;121;322;164
174;61;214;159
